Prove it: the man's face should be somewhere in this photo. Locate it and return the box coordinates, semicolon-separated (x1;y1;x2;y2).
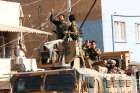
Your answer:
92;42;96;48
59;15;64;21
85;41;91;47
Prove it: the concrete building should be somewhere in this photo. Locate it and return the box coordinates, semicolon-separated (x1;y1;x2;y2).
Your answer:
4;0;140;63
100;0;140;63
0;0;51;58
0;1;21;57
3;0;101;59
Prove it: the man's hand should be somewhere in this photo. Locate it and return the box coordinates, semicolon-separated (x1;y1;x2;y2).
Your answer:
51;8;54;14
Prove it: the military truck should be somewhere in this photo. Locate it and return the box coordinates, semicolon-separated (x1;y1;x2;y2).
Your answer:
6;40;137;93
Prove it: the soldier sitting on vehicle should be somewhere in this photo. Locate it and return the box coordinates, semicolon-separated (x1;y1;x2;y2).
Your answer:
82;40;91;56
87;40;101;60
40;46;50;64
50;44;62;63
83;40;101;68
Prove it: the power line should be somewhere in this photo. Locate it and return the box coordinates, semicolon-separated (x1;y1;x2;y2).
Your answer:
39;0;82;28
21;0;82;29
21;0;42;6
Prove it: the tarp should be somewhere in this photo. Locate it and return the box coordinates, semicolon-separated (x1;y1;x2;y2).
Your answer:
0;24;52;35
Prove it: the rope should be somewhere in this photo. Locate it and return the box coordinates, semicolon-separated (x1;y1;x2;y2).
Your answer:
21;0;42;7
39;0;82;28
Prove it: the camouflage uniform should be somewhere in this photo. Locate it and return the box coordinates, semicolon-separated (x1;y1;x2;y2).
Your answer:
50;14;68;39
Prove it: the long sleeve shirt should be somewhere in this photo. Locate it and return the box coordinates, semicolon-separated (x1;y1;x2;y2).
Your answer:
50;14;68;39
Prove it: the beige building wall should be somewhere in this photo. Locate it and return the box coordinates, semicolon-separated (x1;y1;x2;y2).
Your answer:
3;0;101;60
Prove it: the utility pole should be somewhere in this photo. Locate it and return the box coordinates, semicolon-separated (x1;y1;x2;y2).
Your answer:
67;0;71;19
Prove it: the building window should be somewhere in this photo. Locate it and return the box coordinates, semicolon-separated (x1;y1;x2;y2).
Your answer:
135;23;140;43
114;21;126;42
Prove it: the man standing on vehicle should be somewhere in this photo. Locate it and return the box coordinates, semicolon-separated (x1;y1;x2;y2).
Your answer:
68;14;79;40
50;10;69;39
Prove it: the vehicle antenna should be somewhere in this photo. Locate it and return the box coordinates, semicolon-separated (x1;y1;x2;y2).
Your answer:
79;0;97;31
